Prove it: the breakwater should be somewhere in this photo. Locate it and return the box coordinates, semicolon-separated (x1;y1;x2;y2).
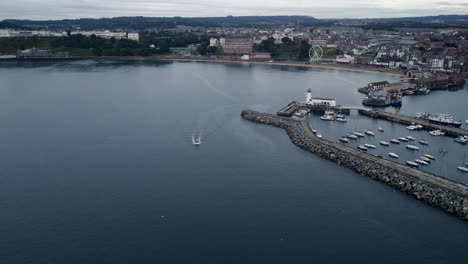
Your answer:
241;109;468;221
359;109;468;138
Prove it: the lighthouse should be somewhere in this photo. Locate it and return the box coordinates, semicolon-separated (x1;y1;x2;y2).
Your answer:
306;88;312;104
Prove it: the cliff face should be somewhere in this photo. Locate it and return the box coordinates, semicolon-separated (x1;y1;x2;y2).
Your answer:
241;110;468;221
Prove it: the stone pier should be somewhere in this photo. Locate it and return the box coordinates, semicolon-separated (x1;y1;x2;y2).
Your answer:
241;109;468;221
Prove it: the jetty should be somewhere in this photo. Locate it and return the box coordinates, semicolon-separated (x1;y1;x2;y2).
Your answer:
277;101;351;117
359;109;468;138
241;109;468;221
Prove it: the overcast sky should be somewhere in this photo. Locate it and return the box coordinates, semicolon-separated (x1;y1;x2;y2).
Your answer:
0;0;467;20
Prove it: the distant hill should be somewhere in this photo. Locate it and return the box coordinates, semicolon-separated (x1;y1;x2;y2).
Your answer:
3;16;320;30
324;15;468;24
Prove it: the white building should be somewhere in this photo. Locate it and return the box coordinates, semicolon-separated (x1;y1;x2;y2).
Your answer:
127;32;139;41
0;29;10;37
209;38;218;47
431;57;444;69
305;89;336;107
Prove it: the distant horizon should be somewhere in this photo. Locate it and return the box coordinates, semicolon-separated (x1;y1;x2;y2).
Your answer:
2;14;467;22
1;0;467;21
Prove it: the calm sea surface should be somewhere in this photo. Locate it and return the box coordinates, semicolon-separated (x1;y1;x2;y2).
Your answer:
0;60;467;263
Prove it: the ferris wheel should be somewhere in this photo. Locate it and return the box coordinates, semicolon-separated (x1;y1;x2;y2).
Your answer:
309;45;323;62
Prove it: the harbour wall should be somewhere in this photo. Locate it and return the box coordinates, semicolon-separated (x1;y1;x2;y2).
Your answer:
241;110;468;221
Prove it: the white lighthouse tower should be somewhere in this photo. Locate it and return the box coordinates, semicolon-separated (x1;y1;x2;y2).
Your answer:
306;88;312;104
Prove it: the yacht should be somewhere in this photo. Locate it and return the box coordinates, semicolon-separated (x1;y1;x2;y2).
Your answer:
320;111;335;121
406;161;419;167
424;154;436;160
415;159;429;165
418;139;429;145
357;145;368;151
417;113;462;128
406;125;417;130
390;139;401;144
380;141;389;146
419;156;431;163
336;116;347;122
365;129;375;136
406;144;419;150
429;130;445;136
399;137;409;142
378;127;384;132
364;144;376;149
454;136;468;145
316;133;323;138
340;137;349;143
353;131;365;137
347;134;358;139
312;129;317;133
192;135;201;145
388;152;399;158
405;136;415;141
458;166;468;172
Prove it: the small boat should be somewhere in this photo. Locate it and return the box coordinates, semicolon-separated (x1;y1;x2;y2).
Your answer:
336;114;345;119
419;156;431;162
390;139;400;144
406;125;417;130
388;152;399;158
398;137;409;142
316;133;322;138
380;141;389;146
192;135;201;145
364;144;376;149
353;132;365;137
418;139;429;145
466;120;468;124
357;145;368;151
454;136;468;145
347;134;358;139
405;136;415;141
320;111;335;121
458;166;468;172
415;159;429;165
406;144;419;150
340;137;349;143
365;130;375;136
378;127;384;132
406;161;419;167
429;130;445;136
336;117;347;122
424;154;436;160
312;129;317;133
415;125;423;130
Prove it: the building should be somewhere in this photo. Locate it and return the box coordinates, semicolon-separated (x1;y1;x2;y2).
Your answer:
127;32;139;41
209;38;218;47
305;89;336;107
222;34;253;54
367;81;389;90
16;48;53;58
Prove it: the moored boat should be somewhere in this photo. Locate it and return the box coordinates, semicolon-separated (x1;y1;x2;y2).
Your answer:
388;152;399;158
417;113;462;128
424;154;435;160
390;139;400;144
364;144;376;149
406;161;419;167
340;137;349;143
380;141;389;146
365;129;375;136
415;159;429;165
419;156;431;163
419;139;429;145
336;116;347;122
429;130;445;136
316;133;322;138
405;136;415;141
357;145;368;151
406;144;419;150
454;136;468;145
347;133;358;139
378;127;384;132
399;137;409;142
353;132;365;137
457;166;468;172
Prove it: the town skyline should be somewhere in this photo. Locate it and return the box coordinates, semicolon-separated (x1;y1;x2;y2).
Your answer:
1;0;467;20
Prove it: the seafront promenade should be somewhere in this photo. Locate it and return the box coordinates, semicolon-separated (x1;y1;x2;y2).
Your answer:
241;109;468;221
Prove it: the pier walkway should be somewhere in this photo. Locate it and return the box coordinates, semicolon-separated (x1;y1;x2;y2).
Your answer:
359;109;468;137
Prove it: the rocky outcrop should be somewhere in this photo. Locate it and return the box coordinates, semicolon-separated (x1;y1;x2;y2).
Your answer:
241;110;468;221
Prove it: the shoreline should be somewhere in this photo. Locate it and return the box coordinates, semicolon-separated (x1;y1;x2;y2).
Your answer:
2;56;405;76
